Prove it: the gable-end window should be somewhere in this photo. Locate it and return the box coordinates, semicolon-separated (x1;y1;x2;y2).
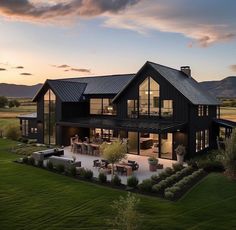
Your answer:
127;100;138;118
90;98;116;115
161;100;173;118
44;89;56;145
139;77;160;116
198;105;204;116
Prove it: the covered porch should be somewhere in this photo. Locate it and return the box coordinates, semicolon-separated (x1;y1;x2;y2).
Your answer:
57;117;187;161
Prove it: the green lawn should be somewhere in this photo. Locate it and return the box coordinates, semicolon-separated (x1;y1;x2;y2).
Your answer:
1;139;236;229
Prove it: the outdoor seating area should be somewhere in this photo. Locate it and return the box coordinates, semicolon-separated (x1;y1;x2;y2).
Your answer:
64;146;175;184
70;135;102;156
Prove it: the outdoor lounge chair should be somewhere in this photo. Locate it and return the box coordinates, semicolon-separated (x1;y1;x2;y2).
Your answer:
93;159;101;167
127;160;139;171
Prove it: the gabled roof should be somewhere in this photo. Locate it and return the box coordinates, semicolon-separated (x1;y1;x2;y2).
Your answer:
113;61;219;105
60;74;135;94
33;80;87;102
33;74;135;102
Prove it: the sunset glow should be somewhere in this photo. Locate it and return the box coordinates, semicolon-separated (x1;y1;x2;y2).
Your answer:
0;0;236;85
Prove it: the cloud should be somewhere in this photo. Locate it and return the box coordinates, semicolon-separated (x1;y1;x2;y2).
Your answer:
103;0;236;47
20;72;32;75
71;68;90;73
0;0;235;47
0;68;6;71
230;65;236;72
15;66;24;69
57;64;70;68
0;0;138;22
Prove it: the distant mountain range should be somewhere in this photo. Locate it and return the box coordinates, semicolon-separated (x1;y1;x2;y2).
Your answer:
0;76;236;98
200;76;236;98
0;83;42;98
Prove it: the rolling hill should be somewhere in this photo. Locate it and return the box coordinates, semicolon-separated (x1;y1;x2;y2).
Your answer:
0;83;42;98
200;76;236;98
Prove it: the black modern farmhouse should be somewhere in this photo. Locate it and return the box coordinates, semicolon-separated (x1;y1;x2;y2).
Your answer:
20;61;236;160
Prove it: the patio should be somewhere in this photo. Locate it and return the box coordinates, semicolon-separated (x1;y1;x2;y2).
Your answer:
63;146;177;185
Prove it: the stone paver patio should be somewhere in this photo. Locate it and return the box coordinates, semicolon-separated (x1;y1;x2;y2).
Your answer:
63;146;177;184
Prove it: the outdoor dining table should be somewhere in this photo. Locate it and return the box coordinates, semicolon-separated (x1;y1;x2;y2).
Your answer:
109;163;132;176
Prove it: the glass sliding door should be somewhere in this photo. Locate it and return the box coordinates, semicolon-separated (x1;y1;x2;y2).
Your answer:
128;132;138;154
160;133;173;159
139;133;159;157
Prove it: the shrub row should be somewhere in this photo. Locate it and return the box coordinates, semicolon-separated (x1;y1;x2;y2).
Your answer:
152;166;194;194
164;169;205;200
151;163;184;184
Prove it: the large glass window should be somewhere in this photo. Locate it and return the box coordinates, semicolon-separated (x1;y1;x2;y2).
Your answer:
127;100;138;118
21;119;29;136
139;77;160;116
161;100;173;118
196;129;209;152
90;98;116;115
44;89;56;145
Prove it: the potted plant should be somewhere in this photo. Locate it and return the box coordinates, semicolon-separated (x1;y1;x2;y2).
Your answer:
175;144;186;165
148;156;158;171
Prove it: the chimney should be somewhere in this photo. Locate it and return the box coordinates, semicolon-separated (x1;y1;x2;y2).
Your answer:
180;66;191;77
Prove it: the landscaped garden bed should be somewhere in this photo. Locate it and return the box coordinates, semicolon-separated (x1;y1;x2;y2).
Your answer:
15;156;208;201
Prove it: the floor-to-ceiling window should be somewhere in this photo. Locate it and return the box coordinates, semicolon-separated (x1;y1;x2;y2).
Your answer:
128;132;139;154
44;89;56;145
139;133;159;157
139;77;160;116
160;133;173;159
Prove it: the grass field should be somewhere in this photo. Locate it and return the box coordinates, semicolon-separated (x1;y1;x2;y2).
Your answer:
1;139;236;230
220;107;236;121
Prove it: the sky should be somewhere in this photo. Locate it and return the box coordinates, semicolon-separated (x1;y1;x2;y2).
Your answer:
0;0;236;85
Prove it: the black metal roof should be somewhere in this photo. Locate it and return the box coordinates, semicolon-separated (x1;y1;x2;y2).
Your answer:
113;61;219;105
33;61;219;105
149;62;219;105
47;80;87;102
57;117;186;133
214;119;236;128
33;80;87;102
60;74;135;95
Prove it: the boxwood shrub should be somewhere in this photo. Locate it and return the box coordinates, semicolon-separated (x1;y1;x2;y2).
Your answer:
111;174;122;186
28;157;35;166
22;156;28;164
172;163;184;172
47;161;54;171
37;160;44;168
98;172;107;183
127;176;139;188
83;169;93;180
138;179;153;192
56;164;65;173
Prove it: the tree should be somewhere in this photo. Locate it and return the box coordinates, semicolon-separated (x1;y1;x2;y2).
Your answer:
100;140;127;178
13;99;20;107
8;100;15;108
110;192;141;230
0;96;8;108
222;128;236;179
